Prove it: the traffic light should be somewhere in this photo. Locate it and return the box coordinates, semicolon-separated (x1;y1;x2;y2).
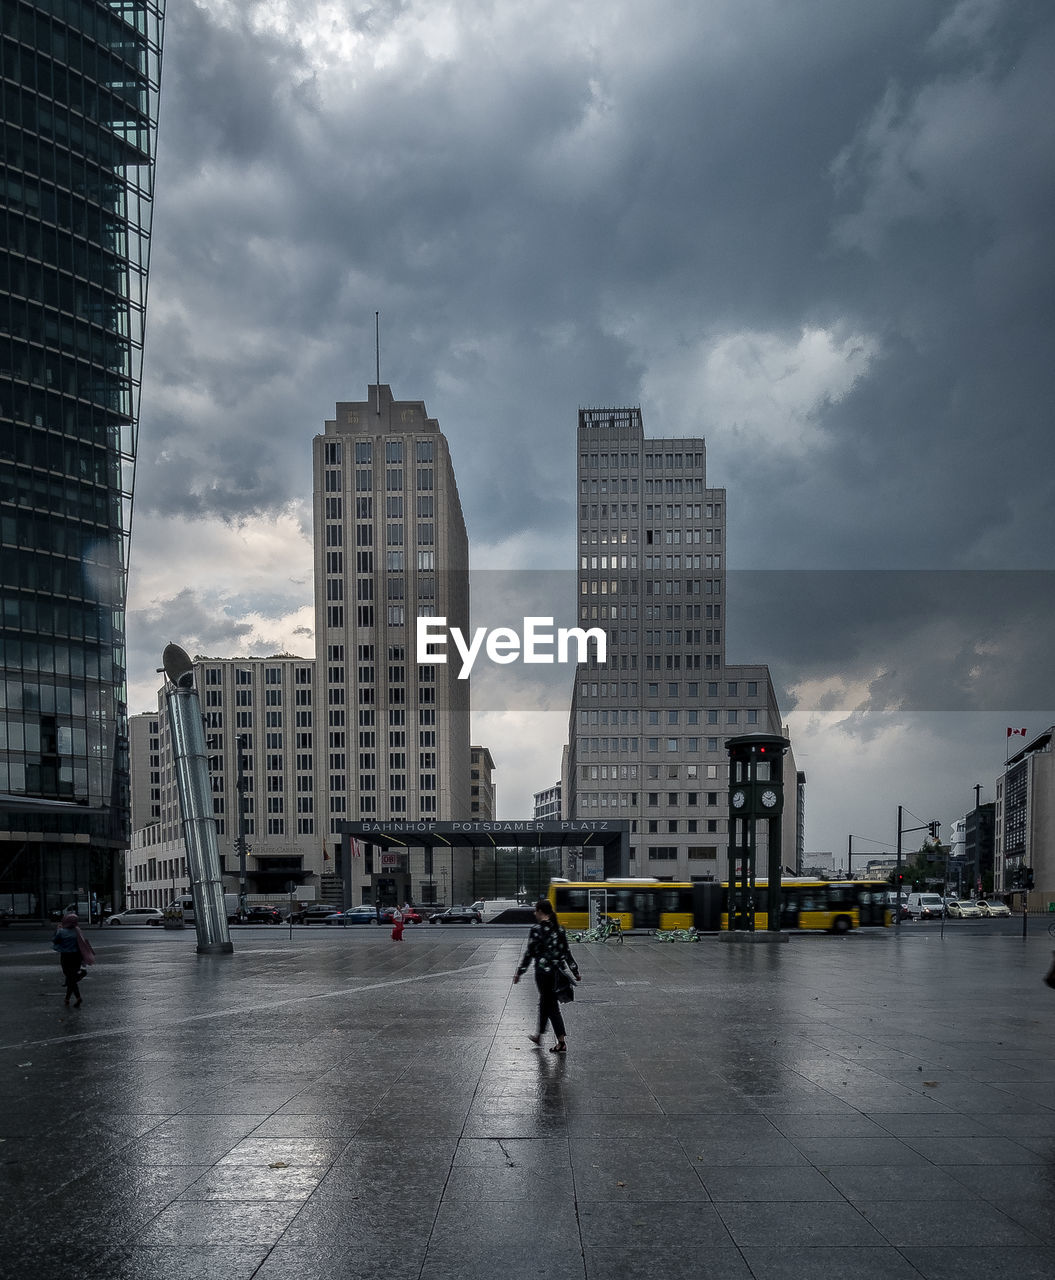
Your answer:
928;820;940;839
1026;867;1035;890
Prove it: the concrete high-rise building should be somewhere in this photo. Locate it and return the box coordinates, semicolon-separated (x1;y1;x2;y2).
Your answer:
567;406;796;881
470;746;496;819
0;1;165;917
313;385;470;905
995;727;1054;904
126;656;323;909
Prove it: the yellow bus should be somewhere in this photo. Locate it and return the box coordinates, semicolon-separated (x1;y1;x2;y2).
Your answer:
549;877;891;934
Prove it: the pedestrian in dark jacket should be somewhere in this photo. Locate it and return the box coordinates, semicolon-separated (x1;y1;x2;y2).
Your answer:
52;912;93;1007
513;899;581;1053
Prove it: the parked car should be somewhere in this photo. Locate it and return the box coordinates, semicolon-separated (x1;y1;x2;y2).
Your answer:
297;903;342;924
243;905;282;925
381;906;423;925
976;899;1012;918
946;899;983;919
324;905;380;926
0;907;15;926
106;907;165;926
429;905;483;924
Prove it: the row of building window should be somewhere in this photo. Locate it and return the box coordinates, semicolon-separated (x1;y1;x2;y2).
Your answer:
322;439;434;465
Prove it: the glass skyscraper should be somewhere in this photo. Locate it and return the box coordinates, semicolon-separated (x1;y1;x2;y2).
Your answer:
0;0;164;916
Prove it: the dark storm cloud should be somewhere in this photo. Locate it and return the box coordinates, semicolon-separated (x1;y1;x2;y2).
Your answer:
138;0;1055;562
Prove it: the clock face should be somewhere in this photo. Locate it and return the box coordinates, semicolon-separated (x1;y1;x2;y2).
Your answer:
761;789;778;808
731;790;746;809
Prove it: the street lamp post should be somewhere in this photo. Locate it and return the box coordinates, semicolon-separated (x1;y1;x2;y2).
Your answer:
895;805;939;933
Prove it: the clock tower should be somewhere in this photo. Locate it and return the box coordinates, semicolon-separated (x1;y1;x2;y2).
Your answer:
726;733;791;931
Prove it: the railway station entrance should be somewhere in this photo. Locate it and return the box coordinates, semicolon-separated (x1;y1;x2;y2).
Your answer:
335;819;631;911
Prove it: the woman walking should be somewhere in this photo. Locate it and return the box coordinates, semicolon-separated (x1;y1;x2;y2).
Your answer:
513;899;581;1053
52;912;94;1007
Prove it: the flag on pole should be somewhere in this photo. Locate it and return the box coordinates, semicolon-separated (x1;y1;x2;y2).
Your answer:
1007;727;1027;739
322;839;330;863
350;837;362;859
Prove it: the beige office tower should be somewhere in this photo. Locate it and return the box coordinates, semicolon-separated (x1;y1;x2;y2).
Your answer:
568;407;796;882
313;386;470;902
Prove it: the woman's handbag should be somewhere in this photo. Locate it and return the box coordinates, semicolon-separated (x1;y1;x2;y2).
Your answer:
555;968;575;1003
76;930;96;967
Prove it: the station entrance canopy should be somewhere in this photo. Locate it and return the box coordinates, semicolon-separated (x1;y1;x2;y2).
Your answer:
338;819;630;879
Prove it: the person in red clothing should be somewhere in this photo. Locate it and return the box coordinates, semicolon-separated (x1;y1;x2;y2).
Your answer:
390;906;405;941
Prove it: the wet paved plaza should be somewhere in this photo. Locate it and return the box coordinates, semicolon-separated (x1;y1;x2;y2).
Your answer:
2;922;1055;1280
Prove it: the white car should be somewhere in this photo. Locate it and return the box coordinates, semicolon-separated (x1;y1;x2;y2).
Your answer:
976;899;1012;918
106;907;165;926
946;900;982;919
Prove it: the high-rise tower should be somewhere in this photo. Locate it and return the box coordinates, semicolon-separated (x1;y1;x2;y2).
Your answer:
568;406;792;881
312;385;469;903
0;1;165;915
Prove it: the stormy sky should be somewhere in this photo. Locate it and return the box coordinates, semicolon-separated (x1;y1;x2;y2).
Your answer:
127;0;1055;863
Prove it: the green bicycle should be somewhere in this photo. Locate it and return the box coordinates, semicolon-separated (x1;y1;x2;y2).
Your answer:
571;916;624;943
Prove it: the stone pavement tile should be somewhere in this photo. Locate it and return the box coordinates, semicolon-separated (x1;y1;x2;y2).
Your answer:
177;1164;326;1201
907;1082;1048;1112
1011;1134;1055;1160
214;1136;351;1165
899;1247;1055;1280
566;1113;681;1142
582;1247;750;1280
678;1132;810;1167
134;1199;304;1246
563;1091;664;1115
699;1165;844;1203
87;1246;269;1280
741;1245;923;1280
752;1094;861;1115
275;1194;436;1250
422;1253;585;1280
818;1090;947;1113
254;1247;425;1280
653;1089;760;1114
982;1114;1055;1139
461;1112;570;1139
442;1163;575;1200
944;1163;1055;1201
997;1198;1055;1245
356;1109;467;1138
310;1162;446;1204
868;1111;998;1137
428;1196;580;1252
250;1113;367;1137
767;1113;891;1138
786;1135;930;1166
900;1134;1043;1164
573;1156;709;1202
820;1163;969;1202
578;1199;735;1246
715;1201;886;1247
988;1082;1055;1107
858;1198;1043;1246
452;1137;568;1167
675;1111;783;1140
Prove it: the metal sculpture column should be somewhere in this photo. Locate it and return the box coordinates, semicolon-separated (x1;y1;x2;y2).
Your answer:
726;733;790;935
162;643;234;954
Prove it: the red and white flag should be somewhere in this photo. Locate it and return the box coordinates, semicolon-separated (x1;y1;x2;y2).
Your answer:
350;838;362;859
322;839;331;863
1007;727;1027;739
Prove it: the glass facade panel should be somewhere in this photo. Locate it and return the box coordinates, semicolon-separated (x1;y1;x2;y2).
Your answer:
1;0;164;916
